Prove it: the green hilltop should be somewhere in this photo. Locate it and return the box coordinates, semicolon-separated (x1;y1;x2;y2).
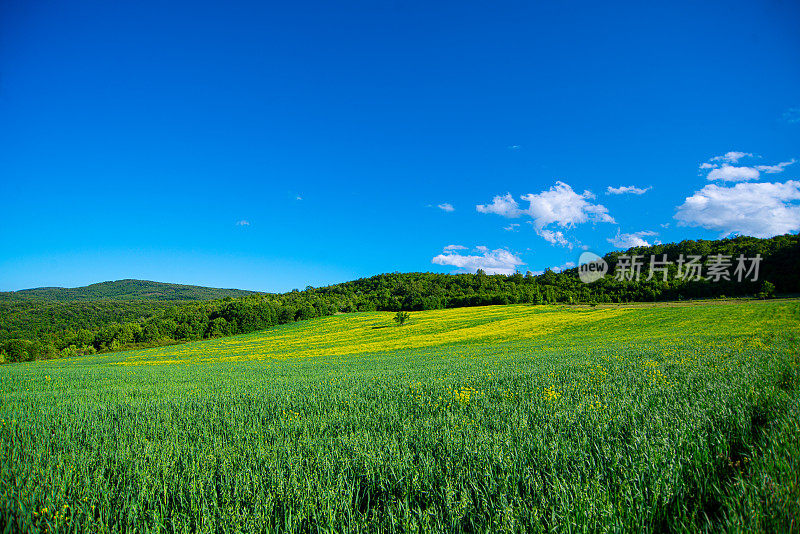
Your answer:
0;279;260;303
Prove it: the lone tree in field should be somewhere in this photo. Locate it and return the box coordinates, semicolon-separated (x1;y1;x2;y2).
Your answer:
394;311;410;326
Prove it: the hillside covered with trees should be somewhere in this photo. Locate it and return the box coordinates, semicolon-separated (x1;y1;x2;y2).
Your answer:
1;234;797;363
0;279;259;302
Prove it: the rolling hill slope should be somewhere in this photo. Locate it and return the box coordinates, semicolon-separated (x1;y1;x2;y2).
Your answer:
2;300;798;531
0;279;260;302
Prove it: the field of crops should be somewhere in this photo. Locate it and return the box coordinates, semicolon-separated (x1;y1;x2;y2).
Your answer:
1;300;799;532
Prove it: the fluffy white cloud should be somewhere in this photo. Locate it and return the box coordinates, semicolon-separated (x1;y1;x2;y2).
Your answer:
476;193;522;217
437;202;455;212
235;220;250;226
607;230;658;248
503;223;520;231
443;244;467;251
431;246;525;275
522;182;614;229
675;181;800;238
706;164;760;182
477;182;614;248
606;185;651;195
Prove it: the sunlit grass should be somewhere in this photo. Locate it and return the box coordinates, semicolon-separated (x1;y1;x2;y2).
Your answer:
1;300;799;532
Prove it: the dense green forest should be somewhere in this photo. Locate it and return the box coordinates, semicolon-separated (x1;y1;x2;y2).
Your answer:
0;279;259;302
1;234;797;363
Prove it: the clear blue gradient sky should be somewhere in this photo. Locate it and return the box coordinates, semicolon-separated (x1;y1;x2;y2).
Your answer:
2;0;799;291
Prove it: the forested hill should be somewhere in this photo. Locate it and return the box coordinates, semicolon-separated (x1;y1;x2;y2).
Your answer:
1;234;798;363
0;279;260;302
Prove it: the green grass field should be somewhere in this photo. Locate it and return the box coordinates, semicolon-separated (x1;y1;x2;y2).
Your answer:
2;301;799;532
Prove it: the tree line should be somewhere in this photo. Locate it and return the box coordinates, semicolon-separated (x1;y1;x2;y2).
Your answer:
1;234;797;363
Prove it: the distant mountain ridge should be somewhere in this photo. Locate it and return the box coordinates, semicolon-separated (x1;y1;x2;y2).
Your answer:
0;279;260;302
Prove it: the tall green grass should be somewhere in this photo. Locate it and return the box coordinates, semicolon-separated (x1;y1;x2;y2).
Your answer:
1;301;799;532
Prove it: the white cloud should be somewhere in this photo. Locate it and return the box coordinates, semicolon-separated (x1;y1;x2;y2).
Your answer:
476;193;522;217
699;153;795;182
538;228;571;248
522;182;615;229
606;185;651;195
607;230;658;248
503;223;520;231
443;244;467;251
235;220;250;226
755;160;795;173
711;151;753;164
477;182;614;248
550;261;576;273
508;145;521;150
674;180;800;238
706;164;760;182
437;202;455;212
431;246;525;275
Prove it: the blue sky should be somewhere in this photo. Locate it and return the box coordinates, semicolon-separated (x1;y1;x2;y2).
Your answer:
2;0;799;292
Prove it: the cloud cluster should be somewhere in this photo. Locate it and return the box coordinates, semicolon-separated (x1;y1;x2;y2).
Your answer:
523;182;615;229
698;152;795;183
431;246;524;275
477;182;614;248
430;150;797;277
678;152;800;237
437;202;455;212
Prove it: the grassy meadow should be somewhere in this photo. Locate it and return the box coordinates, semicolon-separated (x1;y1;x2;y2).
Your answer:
1;300;799;532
